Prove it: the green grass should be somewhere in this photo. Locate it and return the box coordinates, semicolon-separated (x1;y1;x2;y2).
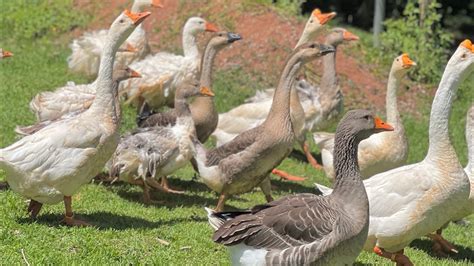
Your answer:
0;1;473;265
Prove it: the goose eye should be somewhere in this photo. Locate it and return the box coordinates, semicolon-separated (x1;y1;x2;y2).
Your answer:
119;19;124;23
310;44;316;48
460;53;467;59
309;19;313;23
364;115;370;120
396;58;399;61
199;21;204;24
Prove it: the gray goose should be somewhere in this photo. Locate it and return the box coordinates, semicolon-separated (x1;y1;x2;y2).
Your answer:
193;43;335;211
207;109;394;265
137;31;242;143
108;81;214;203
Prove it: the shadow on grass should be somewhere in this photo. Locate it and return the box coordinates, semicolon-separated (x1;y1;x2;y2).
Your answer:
410;238;474;263
18;211;207;230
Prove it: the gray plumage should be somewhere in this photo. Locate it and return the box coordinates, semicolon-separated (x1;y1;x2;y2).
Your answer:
209;109;394;265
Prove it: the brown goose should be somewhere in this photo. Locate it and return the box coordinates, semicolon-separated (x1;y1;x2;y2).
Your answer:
193;43;335;211
137;32;242;143
206;110;394;265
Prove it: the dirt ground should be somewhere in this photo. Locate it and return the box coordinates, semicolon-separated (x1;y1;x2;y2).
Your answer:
73;0;428;114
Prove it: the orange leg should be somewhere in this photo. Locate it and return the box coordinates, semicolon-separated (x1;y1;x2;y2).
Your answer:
271;169;306;181
302;141;322;170
373;246;413;266
427;230;458;256
27;199;43;219
215;193;228;212
61;196;91;227
160;176;185;194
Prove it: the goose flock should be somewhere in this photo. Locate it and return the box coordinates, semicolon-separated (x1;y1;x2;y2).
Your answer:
0;1;473;265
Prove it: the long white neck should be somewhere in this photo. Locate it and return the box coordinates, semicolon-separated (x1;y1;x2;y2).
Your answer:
426;63;463;159
294;24;320;48
88;28;123;115
466;105;474;174
385;71;401;125
182;28;199;59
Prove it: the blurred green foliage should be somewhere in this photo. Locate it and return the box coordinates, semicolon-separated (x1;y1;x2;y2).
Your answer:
0;0;89;41
377;0;451;84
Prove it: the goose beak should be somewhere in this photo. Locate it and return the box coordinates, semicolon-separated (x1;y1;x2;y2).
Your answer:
319;44;336;55
312;9;336;25
343;30;359;41
460;39;474;52
124;10;151;25
200;86;215;97
2;50;13;58
205;22;219;32
374;116;394;131
227;32;242;43
151;0;164;8
401;53;416;68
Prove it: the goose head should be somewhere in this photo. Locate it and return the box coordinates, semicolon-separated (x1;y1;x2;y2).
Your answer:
114;67;142;83
108;10;151;51
448;39;474;80
175;80;215;100
132;0;163;11
184;17;219;35
299;9;336;42
292;42;336;64
337;109;394;142
391;53;416;77
325;28;359;47
0;48;13;59
207;31;242;51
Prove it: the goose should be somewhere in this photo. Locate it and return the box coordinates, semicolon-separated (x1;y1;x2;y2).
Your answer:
120;16;219;110
138;31;242;144
206;110;394;265
427;104;474;256
17;67;141;136
212;9;337;147
67;0;162;77
108;82;215;203
0;48;13;59
29;65;142;122
315;40;474;265
0;9;151;226
314;53;416;180
193;43;335;211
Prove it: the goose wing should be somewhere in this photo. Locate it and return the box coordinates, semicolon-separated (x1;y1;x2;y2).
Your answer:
213;193;338;249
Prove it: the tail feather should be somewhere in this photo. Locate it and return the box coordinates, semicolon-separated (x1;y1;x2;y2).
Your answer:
313;132;335;149
205;207;225;231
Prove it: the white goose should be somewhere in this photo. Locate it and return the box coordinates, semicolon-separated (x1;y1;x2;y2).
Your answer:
0;10;151;226
29;67;141;122
18;67;141;136
314;53;416;180
67;0;161;77
120;17;219;110
212;9;336;147
0;48;13;59
315;40;474;265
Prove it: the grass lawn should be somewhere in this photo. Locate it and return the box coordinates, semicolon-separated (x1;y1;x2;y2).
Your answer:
0;1;473;265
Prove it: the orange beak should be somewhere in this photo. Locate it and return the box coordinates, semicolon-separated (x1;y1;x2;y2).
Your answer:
312;9;336;25
3;50;13;57
343;30;359;41
151;0;164;8
124;9;151;25
126;43;138;52
205;22;219;32
374;116;394;131
200;86;215;97
461;39;474;52
128;68;141;78
401;53;416;68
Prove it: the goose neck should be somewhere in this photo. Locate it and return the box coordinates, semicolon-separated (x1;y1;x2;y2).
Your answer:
265;57;303;129
175;98;192;117
319;45;338;94
332;132;366;204
385;71;401;125
182;29;199;59
426;64;462;159
466;106;474;171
